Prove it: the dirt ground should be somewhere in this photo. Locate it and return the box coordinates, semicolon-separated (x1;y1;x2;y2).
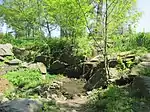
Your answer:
55;78;89;112
0;78;10;93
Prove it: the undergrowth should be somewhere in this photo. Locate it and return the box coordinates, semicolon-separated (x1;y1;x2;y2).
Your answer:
110;32;150;54
2;69;63;111
86;85;150;112
3;69;63;98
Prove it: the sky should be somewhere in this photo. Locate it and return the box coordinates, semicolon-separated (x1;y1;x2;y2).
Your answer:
0;0;150;36
136;0;150;32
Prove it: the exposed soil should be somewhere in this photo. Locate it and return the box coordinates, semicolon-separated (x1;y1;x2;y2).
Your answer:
61;78;87;98
54;77;89;112
0;78;10;93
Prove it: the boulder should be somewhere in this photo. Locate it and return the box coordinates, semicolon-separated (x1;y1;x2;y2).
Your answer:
0;64;18;75
28;62;47;74
141;53;150;62
6;59;22;65
37;62;47;74
49;60;68;74
109;68;119;80
21;62;29;68
35;55;50;66
60;53;80;65
0;44;13;56
132;76;150;98
0;99;42;112
84;68;107;91
0;56;5;61
13;47;29;61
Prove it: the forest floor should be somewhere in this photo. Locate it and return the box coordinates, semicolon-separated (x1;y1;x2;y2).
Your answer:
55;78;89;112
0;78;10;93
0;76;89;112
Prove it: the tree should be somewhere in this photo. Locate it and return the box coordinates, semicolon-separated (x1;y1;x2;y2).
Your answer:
44;0;92;37
77;0;141;81
0;0;45;38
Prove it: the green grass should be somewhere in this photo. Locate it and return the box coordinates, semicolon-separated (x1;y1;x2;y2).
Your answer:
109;33;150;54
2;69;63;111
3;69;63;89
87;85;150;112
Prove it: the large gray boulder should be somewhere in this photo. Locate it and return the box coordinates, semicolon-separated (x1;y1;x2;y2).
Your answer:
13;47;30;61
0;99;42;112
84;68;107;91
0;44;13;56
27;62;47;74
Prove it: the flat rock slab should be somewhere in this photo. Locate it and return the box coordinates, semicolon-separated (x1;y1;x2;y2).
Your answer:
0;44;13;56
6;59;22;65
0;64;19;75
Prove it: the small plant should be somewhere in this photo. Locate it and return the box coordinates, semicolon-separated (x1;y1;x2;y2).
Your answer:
4;69;43;89
139;68;150;77
87;85;147;112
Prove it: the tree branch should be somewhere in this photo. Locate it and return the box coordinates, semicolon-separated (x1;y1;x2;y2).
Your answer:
76;0;104;54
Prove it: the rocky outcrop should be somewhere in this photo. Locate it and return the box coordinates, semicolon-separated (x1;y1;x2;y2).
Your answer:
83;52;136;90
13;47;30;61
0;99;42;112
131;62;150;75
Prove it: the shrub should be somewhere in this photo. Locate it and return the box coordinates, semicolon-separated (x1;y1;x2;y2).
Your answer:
3;69;61;89
3;69;44;89
110;32;150;54
87;85;146;112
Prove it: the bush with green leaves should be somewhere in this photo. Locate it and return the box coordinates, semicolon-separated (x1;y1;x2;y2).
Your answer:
3;69;61;89
138;67;150;77
110;32;150;54
87;85;148;112
4;69;43;89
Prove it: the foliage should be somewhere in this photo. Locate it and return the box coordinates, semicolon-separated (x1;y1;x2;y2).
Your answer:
4;69;43;89
3;69;61;89
0;35;93;61
42;101;60;112
0;0;92;37
87;85;148;112
110;33;150;53
138;67;150;77
2;68;63;111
